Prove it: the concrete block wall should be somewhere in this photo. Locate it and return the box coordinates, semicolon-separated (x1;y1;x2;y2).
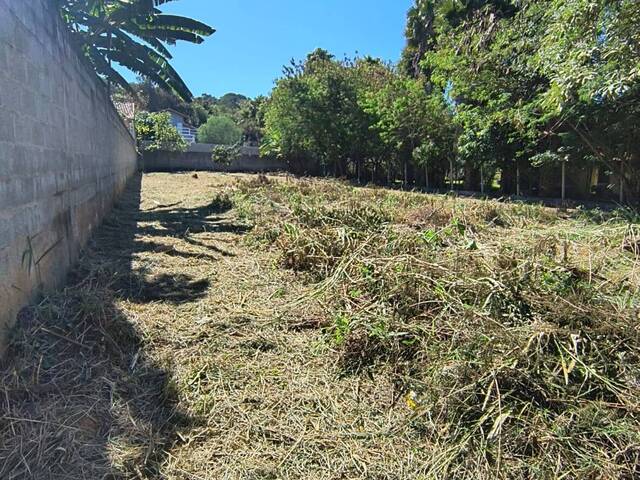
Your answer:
143;144;287;173
0;0;138;352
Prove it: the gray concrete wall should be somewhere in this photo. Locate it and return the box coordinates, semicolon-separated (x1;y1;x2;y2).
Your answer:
143;144;287;173
0;0;138;352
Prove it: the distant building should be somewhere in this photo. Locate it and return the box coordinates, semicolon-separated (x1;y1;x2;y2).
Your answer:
165;109;197;144
113;101;136;138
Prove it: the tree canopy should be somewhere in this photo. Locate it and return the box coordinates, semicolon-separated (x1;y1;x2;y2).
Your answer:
259;1;640;203
197;115;243;145
261;49;456;185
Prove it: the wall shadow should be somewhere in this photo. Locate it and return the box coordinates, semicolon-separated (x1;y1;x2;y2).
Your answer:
137;197;251;237
0;174;222;478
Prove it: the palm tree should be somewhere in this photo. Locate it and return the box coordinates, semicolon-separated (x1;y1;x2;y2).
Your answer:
401;0;436;78
58;0;215;101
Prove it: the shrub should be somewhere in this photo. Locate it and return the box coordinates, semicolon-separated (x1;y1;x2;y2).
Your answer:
134;111;187;152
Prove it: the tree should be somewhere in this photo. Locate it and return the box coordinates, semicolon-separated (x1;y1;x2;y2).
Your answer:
217;93;249;112
197;115;243;145
259;1;639;202
363;75;455;187
58;0;214;101
134;112;187;152
238;96;267;144
400;0;436;78
421;0;546;194
211;144;241;165
262;49;454;185
403;0;639;202
262;50;377;177
533;0;640;201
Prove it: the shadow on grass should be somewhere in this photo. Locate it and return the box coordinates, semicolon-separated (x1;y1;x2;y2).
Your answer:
131;195;250;259
0;174;243;478
138;195;251;237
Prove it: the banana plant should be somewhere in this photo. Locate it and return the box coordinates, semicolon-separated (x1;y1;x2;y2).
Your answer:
58;0;215;101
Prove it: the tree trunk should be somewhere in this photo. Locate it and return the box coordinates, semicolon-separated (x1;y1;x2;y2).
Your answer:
464;162;481;191
404;159;408;188
620;160;625;204
449;158;454;191
425;163;429;190
561;161;566;202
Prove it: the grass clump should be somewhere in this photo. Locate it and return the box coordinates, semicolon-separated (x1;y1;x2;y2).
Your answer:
234;176;640;478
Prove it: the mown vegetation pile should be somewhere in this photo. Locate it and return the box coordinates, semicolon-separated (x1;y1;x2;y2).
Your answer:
235;176;640;478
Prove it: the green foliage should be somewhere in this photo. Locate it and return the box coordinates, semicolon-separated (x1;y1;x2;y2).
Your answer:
536;0;640;105
413;0;640;200
193;93;248;118
58;0;214;101
197;115;242;145
114;81;256;131
263;49;363;175
262;49;456;184
237;96;267;144
363;75;456;185
260;1;638;202
134;111;187;152
211;143;241;165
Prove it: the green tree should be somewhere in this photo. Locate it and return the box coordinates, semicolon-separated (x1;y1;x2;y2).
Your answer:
400;0;437;78
263;50;389;178
533;0;640;201
262;49;454;185
134;111;187;152
238;96;267;144
423;0;545;194
58;0;214;101
211;144;241;165
260;0;639;202
197;115;243;145
363;75;455;187
404;0;639;201
217;93;250;112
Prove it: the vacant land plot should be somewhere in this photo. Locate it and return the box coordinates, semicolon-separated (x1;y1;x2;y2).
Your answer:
1;172;639;479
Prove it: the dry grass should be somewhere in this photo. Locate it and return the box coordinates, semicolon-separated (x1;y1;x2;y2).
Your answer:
1;172;639;479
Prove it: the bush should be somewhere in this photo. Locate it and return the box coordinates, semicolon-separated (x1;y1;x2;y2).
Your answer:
197;115;242;145
134;111;187;152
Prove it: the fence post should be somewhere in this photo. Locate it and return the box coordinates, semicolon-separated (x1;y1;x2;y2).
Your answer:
404;159;408;188
561;161;566;202
425;163;429;191
449;158;454;191
620;160;624;204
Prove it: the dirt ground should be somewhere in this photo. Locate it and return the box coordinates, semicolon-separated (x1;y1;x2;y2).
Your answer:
0;173;426;480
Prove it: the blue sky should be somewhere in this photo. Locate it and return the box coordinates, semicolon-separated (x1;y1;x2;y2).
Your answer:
141;0;413;99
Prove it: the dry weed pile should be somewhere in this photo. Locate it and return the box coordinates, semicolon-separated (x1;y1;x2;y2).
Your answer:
235;177;640;478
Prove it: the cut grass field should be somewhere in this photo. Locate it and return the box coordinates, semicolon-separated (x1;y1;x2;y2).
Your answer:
1;172;639;479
